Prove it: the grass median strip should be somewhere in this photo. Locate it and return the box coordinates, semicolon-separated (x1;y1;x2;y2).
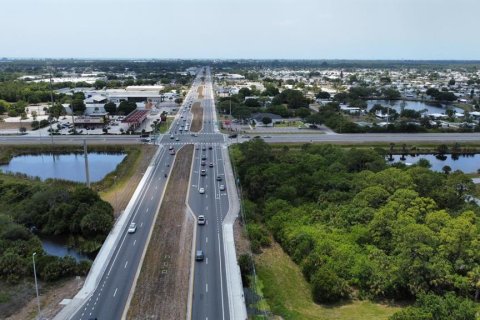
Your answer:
190;102;203;132
127;144;194;319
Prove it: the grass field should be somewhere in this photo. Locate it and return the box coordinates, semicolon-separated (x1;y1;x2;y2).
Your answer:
273;121;305;128
254;243;402;320
159;117;173;133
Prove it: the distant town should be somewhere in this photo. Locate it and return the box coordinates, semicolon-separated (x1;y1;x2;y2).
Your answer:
1;60;479;138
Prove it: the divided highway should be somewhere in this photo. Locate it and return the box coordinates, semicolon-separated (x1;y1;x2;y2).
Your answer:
188;68;231;320
66;70;209;320
7;66;478;320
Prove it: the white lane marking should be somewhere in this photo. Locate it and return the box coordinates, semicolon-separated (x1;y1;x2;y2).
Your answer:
151;195;154;200
133;239;136;246
206;283;208;293
206;237;208;243
218;233;226;320
146;207;149;212
140;222;143;227
113;288;118;297
206;257;208;264
124;261;128;269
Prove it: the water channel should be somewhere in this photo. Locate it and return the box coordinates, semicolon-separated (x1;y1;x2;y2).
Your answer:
367;100;462;114
0;152;126;183
41;236;91;261
388;153;480;173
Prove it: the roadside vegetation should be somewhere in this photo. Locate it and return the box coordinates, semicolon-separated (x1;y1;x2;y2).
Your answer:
0;144;149;317
232;139;480;319
255;242;401;320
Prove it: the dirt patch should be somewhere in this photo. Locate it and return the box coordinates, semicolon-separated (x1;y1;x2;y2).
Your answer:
0;121;32;131
100;145;156;217
127;144;194;320
234;218;251;257
190;102;203;133
197;86;204;99
3;277;84;320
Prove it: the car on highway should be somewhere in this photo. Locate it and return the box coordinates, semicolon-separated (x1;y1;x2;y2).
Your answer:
241;135;250;138
208;145;213;150
197;215;206;225
170;134;174;139
202;145;206;151
263;135;272;138
200;169;206;176
169;149;175;155
201;160;206;166
219;185;226;191
209;162;213;168
199;187;205;194
201;154;207;160
128;223;137;234
175;137;180;141
216;175;222;181
169;146;174;150
196;250;205;261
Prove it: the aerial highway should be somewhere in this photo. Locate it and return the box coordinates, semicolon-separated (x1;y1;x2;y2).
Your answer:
64;70;207;320
5;66;480;320
187;67;231;320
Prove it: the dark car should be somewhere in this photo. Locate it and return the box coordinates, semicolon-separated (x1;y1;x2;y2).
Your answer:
196;250;205;261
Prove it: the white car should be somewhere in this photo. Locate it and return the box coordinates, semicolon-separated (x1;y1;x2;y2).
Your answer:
198;215;206;225
199;187;205;194
219;185;226;191
128;222;137;234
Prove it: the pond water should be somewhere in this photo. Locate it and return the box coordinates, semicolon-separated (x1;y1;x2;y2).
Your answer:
367;100;462;114
41;237;91;261
0;153;126;183
387;154;480;173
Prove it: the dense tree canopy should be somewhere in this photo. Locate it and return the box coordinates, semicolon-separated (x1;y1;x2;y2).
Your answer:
233;141;480;318
0;177;111;284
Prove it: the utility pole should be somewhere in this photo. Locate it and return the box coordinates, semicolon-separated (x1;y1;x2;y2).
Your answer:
48;68;55;145
32;252;41;319
83;140;90;187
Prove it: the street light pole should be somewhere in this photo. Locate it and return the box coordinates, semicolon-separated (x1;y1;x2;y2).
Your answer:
32;252;41;318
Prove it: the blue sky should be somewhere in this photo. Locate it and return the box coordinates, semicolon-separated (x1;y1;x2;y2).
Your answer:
1;0;479;59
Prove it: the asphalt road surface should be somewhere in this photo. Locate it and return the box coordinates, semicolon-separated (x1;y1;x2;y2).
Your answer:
188;67;231;320
1;132;480;146
69;70;206;320
70;145;175;320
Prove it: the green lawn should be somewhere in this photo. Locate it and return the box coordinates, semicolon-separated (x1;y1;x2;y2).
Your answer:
274;121;305;128
254;243;402;320
159;117;173;133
